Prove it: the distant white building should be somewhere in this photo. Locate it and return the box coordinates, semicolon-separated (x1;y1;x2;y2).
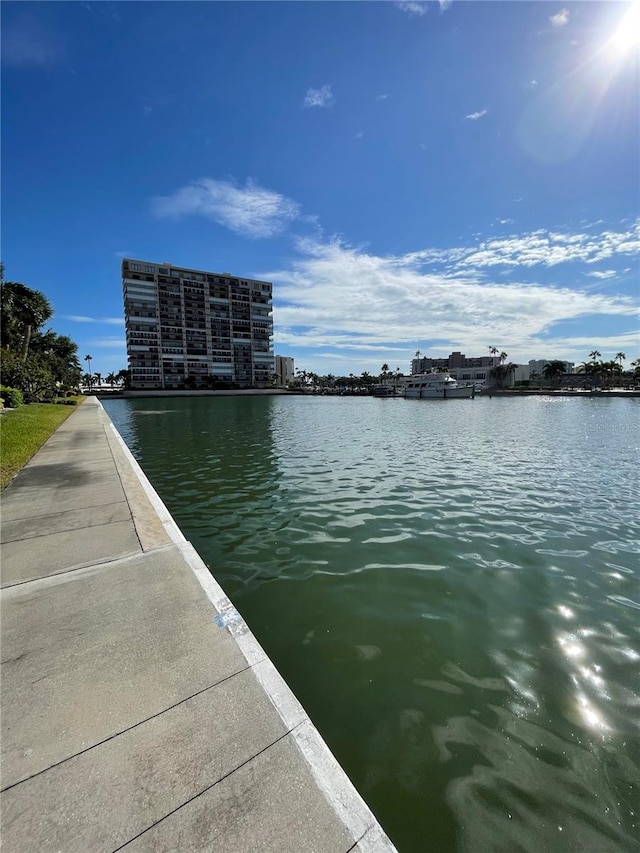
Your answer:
411;351;499;376
275;355;295;387
447;366;493;386
529;359;574;376
411;351;535;387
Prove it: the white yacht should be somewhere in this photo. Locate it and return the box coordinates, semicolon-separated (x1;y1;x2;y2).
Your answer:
404;372;474;399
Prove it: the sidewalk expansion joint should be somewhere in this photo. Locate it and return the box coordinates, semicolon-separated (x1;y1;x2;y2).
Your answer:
113;724;302;852
0;663;256;794
346;825;377;852
0;549;143;591
0;499;130;526
0;508;134;544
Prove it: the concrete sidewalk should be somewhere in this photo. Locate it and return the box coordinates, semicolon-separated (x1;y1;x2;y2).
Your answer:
1;398;395;852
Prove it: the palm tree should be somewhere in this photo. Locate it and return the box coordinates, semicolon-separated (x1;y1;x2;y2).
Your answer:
577;360;599;388
94;372;102;388
84;355;93;390
491;361;516;388
0;281;54;360
488;345;499;360
380;363;389;382
615;352;626;370
589;349;601;363
117;368;131;389
499;351;508;364
542;360;566;387
106;372;117;389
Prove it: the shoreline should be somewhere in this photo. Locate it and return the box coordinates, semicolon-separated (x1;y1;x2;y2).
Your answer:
94;388;640;399
1;398;396;852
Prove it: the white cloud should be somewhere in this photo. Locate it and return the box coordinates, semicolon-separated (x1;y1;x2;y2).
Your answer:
262;231;638;367
466;109;488;120
439;0;453;10
152;177;300;239
65;315;124;325
549;9;570;28
445;224;640;270
354;131;364;140
526;80;538;89
396;2;428;17
586;270;618;280
303;85;334;109
376;93;389;101
86;337;126;349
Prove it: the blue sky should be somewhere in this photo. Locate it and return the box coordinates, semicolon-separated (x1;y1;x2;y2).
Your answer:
3;1;639;377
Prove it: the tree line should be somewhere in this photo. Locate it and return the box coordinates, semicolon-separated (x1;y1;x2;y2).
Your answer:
1;267;83;403
292;350;640;393
1;267;133;403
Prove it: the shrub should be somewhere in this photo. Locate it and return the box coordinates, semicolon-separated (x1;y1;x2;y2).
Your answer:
0;351;56;403
0;386;24;408
56;399;78;405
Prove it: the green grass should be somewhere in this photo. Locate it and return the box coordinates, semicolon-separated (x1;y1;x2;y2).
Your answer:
0;398;85;489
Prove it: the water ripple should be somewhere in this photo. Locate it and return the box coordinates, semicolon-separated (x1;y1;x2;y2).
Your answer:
104;395;640;853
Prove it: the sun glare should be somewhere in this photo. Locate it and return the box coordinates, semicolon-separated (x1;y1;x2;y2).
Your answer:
609;2;640;56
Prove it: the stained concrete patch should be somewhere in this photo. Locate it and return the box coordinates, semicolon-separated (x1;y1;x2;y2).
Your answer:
0;501;131;544
0;478;126;521
1;669;286;852
0;519;141;586
6;457;118;491
120;734;356;853
0;546;249;787
25;443;114;463
105;427;172;551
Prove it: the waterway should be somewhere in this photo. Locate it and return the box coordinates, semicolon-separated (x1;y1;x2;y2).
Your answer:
103;394;640;852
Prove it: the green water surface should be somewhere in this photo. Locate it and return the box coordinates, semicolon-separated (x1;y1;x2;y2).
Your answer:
104;394;640;852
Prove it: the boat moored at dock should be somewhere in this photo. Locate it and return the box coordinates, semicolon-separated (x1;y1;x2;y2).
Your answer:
404;372;474;399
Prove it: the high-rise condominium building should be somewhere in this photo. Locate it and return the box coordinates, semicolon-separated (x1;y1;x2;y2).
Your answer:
122;259;274;390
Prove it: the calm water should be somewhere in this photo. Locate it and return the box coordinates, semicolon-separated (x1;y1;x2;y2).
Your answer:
104;395;640;852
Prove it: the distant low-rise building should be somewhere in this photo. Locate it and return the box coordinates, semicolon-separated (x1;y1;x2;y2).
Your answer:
275;355;295;387
447;366;494;386
529;359;574;376
411;351;530;388
411;351;499;376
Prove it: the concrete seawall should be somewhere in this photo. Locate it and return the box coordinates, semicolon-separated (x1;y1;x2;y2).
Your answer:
1;397;396;852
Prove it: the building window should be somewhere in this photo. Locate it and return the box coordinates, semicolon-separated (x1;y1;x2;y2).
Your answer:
144;265;155;273
131;263;142;271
